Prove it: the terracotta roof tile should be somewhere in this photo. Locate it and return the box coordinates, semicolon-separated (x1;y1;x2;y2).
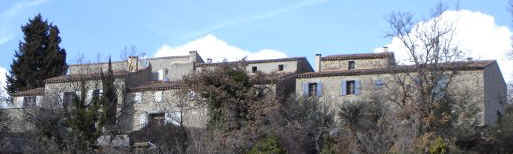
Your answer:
297;60;495;78
321;52;394;61
13;87;44;97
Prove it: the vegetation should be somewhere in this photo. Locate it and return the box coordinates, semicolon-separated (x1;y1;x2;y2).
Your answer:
3;5;513;154
6;14;67;95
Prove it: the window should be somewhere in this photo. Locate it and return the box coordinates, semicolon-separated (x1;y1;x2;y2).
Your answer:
93;89;102;97
341;80;360;96
303;82;322;97
308;83;318;97
63;92;75;109
154;91;163;103
278;64;284;71
23;96;36;107
375;79;385;88
252;66;258;73
149;113;165;127
134;92;142;104
348;61;355;70
166;112;182;126
347;80;356;95
158;69;168;81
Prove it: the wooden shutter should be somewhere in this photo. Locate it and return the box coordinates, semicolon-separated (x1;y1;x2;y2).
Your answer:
86;90;93;104
140;113;148;129
302;82;309;96
316;81;322;97
341;80;347;96
355;80;361;95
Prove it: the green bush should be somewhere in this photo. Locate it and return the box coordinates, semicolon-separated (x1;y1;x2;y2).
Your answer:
248;135;286;154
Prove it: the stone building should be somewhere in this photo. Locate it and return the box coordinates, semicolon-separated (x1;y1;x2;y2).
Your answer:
297;52;506;125
8;51;506;132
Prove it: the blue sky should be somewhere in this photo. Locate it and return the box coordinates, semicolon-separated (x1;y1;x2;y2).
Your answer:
0;0;512;75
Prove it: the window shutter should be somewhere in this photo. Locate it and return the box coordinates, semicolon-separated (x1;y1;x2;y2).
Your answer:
135;92;142;104
140;113;148;129
341;80;347;96
59;92;64;105
36;96;42;106
16;97;23;107
165;113;170;125
86;90;93;104
302;82;309;96
75;91;81;101
155;91;163;102
316;81;322;97
355;80;361;95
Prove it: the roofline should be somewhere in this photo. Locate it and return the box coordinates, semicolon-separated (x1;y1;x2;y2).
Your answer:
321;52;394;61
69;55;192;66
12;87;44;97
297;60;494;78
195;57;308;67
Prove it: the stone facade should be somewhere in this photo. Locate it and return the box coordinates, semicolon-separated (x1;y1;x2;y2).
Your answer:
8;51;506;132
298;53;505;125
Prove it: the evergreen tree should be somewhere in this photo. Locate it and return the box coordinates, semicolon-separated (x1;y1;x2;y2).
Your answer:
66;81;102;151
6;14;67;94
100;58;117;131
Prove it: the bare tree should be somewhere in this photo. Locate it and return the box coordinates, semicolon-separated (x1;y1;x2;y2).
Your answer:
385;3;483;153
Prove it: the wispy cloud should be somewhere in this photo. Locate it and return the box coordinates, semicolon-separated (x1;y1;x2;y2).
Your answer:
0;0;49;46
183;0;328;40
1;0;48;18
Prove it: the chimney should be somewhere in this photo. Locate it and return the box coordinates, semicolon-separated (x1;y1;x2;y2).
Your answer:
128;56;139;72
383;46;389;52
189;50;198;62
207;58;212;63
315;53;322;72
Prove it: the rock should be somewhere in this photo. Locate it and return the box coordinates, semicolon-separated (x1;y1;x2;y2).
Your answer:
97;134;130;148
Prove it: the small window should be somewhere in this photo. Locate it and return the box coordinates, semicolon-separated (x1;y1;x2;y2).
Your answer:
252;66;258;73
93;89;102;97
167;112;183;126
23;96;36;107
308;83;318;97
134;92;142;104
63;92;75;109
346;80;356;95
149;113;165;127
154;91;163;103
348;61;355;70
278;64;284;71
375;79;384;88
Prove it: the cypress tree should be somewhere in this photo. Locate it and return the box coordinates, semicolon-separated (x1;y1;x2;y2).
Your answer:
101;57;117;131
6;14;67;94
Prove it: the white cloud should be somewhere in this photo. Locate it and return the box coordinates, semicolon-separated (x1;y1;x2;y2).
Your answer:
0;67;8;108
377;10;513;82
154;34;287;62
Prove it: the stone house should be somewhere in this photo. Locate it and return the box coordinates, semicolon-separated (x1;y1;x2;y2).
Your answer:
296;52;506;125
8;51;506;132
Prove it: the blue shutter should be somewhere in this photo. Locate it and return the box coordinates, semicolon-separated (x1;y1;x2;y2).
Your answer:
341;80;347;96
303;82;309;96
316;81;322;97
355;80;361;95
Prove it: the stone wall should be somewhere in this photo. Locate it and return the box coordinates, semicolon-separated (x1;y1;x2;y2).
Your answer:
484;62;507;124
44;78;126;106
127;89;207;131
296;70;490;124
320;58;392;71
